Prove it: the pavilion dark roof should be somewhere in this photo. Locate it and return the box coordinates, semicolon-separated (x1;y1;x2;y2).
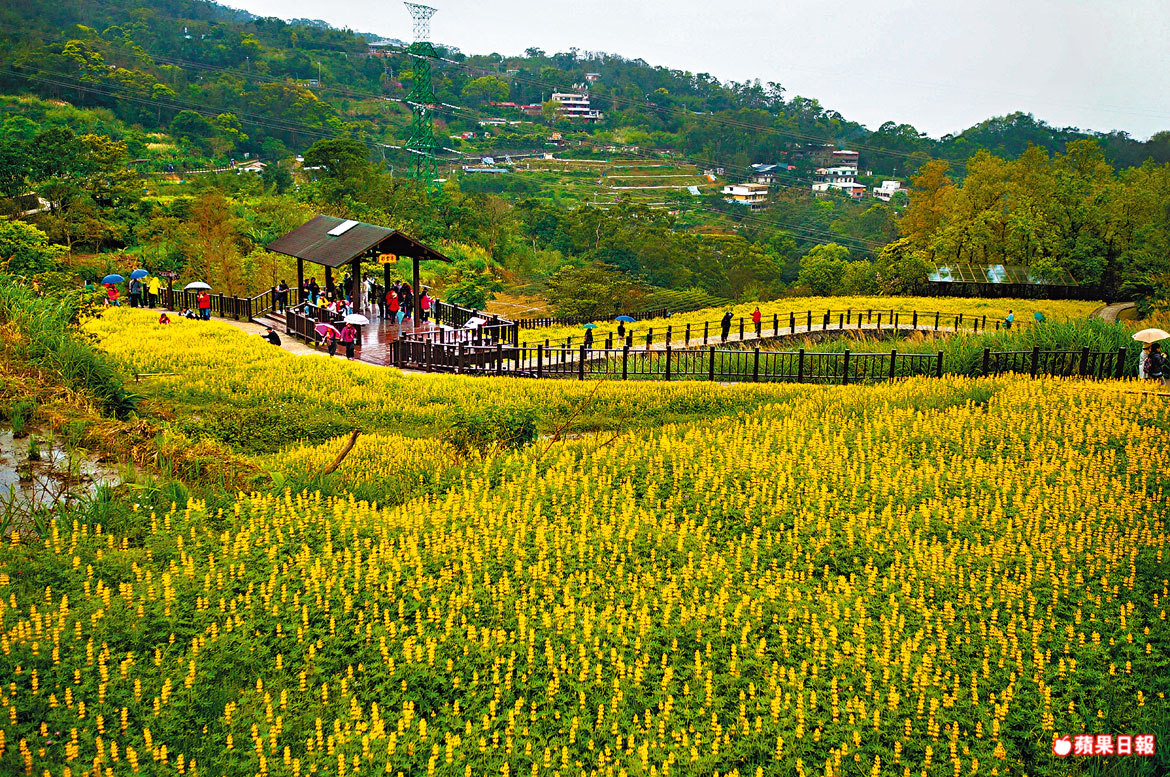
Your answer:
266;214;451;268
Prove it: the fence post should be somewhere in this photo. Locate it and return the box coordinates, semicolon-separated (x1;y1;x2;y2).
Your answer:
889;349;897;381
622;345;629;380
703;320;709;344
789;312;795;332
646;329;653;351
1114;346;1126;379
578;344;586;380
982;348;991;376
498;342;505;375
396;339;404;369
895;312;899;330
458;343;466;375
685;323;691;346
797;349;805;383
823;311;829;331
536;344;542;378
934;312;940;331
425;341;433;373
1078;346;1090;377
708;346;716;381
842;349;850;385
217;292;225;317
839;313;844;329
982;315;987;330
773;313;779;336
912;311;917;329
752;348;760;382
739;317;744;340
936;351;944;378
666;325;672;346
877;313;882;331
1030;345;1041;377
807;311;812;330
664;345;672;381
846;309;851;325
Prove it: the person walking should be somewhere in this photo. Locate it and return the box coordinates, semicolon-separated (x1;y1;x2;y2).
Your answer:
128;277;142;308
276;280;290;312
583;328;594;349
146;274;161;308
400;283;413;322
419;290;432;322
752;306;762;337
341;322;358;360
1147;343;1168;387
1139;344;1150;379
617;321;626;340
196;291;211;320
323;328;338;357
721;310;733;342
105;284;120;307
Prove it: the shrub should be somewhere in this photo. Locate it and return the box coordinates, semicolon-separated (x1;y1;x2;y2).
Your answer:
444;406;538;456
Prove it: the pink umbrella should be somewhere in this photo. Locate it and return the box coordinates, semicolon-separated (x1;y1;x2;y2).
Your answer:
315;323;341;338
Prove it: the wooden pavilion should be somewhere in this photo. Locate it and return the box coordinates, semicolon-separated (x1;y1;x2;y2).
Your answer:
266;215;451;320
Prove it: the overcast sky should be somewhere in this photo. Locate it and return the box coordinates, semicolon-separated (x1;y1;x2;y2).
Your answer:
225;0;1170;140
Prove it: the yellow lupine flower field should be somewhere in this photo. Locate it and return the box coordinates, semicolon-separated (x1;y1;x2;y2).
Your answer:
0;309;1165;777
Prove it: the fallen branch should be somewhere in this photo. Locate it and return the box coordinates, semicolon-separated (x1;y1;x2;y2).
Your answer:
320;430;360;476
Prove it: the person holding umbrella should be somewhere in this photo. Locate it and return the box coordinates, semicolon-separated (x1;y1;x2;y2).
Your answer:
583;324;595;349
1147;343;1167;387
197;291;211;320
1133;328;1170;382
128;275;143;308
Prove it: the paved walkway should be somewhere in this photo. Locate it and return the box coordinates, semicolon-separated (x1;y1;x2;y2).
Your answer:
1093;301;1136;323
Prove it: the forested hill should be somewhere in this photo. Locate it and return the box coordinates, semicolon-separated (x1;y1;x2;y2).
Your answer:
1;0;1168;176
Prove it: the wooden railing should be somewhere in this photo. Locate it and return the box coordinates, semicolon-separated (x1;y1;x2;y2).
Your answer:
387;343;1130;385
159;285;301;321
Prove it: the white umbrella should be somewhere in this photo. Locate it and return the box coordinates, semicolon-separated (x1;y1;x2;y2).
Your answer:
344;313;370;325
465;316;486;328
183;281;211;291
1132;328;1170;343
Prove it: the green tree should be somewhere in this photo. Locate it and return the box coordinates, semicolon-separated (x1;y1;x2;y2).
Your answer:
797;243;850;294
461;76;509;103
302;138;371;182
0;220;67;275
545;262;647;319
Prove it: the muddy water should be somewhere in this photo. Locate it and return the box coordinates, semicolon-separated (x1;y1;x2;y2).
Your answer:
0;428;121;536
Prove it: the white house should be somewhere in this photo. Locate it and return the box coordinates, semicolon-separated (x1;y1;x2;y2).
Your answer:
872;180;907;202
812;166;866;199
550;92;604;121
722;183;769;210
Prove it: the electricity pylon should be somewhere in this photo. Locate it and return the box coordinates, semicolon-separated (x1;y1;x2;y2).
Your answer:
404;3;440;190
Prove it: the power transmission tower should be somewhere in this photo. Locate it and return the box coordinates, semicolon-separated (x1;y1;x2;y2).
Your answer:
404;3;440;190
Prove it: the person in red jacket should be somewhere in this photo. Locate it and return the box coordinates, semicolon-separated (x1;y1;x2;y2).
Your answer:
197;291;211;320
752;306;762;337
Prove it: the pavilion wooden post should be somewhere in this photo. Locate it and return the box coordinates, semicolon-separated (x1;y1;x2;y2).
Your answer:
297;258;304;305
351;257;362;312
383;263;392;312
325;266;334;298
412;256;421;323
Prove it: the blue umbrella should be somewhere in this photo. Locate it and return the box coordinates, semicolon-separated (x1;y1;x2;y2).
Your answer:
130;269;149;280
101;274;125;285
615;315;635;323
583;323;598;329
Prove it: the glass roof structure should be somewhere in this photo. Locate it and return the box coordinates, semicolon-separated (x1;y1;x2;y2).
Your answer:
928;264;1078;285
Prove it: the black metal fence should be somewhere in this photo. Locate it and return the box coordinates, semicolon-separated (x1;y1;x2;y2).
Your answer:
387;343;1129;385
517;307;668;330
519;307;1034;350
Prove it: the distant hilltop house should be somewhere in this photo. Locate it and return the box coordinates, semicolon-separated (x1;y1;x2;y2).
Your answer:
872;180;907;202
236;160;266;175
585;72;601;82
550;92;604;121
366;39;404;56
812;166;866;200
721;182;770;211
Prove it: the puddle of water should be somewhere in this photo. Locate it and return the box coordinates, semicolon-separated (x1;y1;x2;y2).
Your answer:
0;428;121;536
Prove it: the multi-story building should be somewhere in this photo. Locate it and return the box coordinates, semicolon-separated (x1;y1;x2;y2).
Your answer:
812;166;866;200
721;183;770;210
550;92;604;121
